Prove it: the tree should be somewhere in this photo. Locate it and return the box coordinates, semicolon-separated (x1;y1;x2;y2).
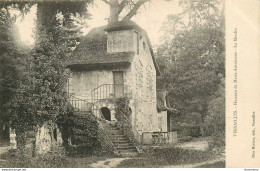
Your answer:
36;1;92;45
0;1;93;154
0;3;31;140
205;76;225;146
156;0;225;133
102;0;150;23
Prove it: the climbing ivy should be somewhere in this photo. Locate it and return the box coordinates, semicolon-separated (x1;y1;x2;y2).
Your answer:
115;97;131;120
114;97;139;146
57;106;102;156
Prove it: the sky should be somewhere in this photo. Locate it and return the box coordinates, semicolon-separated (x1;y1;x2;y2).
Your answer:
16;0;182;46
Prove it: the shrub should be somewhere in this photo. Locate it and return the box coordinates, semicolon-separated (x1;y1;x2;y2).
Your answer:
58;107;102;157
174;125;201;138
0;146;71;168
115;97;131;120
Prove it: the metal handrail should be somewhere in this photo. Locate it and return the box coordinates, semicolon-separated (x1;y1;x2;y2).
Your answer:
68;95;92;112
91;84;132;103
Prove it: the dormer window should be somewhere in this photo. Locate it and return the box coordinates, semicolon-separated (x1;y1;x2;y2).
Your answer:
143;42;146;50
107;30;133;53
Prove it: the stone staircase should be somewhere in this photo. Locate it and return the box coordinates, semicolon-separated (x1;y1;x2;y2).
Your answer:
100;120;139;157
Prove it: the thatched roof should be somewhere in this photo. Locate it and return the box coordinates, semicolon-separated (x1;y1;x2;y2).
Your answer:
66;21;160;75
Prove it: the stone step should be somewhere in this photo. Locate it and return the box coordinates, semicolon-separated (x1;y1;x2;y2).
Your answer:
119;152;139;157
118;148;137;153
100;121;140;157
112;140;130;144
110;136;129;142
116;146;135;150
112;134;127;137
114;144;132;148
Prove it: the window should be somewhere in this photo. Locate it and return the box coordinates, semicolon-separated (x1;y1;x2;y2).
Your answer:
134;31;139;54
143;42;146;50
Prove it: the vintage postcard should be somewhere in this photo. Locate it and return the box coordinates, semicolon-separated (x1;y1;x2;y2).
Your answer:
0;0;259;169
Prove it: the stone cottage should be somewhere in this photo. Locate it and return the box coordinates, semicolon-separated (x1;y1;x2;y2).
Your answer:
66;21;175;146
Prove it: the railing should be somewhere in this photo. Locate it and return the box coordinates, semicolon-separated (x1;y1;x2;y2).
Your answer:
151;132;168;145
68;95;92;112
91;84;132;103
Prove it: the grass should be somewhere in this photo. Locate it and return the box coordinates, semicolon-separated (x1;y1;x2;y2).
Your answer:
196;161;225;168
117;147;222;168
0;148;114;168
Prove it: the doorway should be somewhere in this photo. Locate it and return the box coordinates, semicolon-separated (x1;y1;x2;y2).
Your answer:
101;107;111;121
113;71;124;98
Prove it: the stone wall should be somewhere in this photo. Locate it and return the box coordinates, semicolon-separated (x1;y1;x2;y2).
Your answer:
129;29;165;133
69;66;132;101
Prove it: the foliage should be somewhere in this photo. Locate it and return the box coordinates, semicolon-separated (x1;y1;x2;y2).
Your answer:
204;77;225;147
115;97;131;119
0;147;72;168
36;1;92;46
156;0;225;133
0;148;113;168
117;147;220;168
115;97;132;134
1;1;92;153
0;5;32;141
3;29;69;154
57;107;102;157
114;97;140;145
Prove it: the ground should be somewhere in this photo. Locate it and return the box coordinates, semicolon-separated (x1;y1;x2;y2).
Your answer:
0;137;225;168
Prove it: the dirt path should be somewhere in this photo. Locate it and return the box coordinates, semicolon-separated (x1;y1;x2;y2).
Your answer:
0;146;9;163
0;147;9;155
90;157;129;168
175;137;210;151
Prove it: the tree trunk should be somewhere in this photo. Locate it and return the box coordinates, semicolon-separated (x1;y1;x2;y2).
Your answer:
166;90;171;108
36;3;58;44
109;0;119;23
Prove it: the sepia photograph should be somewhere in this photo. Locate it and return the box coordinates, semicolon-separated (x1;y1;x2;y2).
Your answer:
0;0;249;168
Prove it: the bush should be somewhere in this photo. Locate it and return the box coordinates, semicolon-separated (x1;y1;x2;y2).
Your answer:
115;97;131;120
174;125;201;138
58;107;102;157
0;146;71;168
